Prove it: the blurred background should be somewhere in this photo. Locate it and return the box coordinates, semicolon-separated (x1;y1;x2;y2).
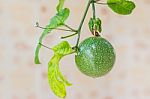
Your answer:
0;0;150;99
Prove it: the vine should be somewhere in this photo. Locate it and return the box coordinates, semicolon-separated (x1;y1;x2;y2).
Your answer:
35;0;135;98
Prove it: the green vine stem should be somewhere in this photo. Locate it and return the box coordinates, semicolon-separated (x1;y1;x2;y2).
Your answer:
75;0;92;48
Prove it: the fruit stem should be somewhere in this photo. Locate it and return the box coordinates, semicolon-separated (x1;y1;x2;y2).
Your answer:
92;0;96;19
75;0;91;48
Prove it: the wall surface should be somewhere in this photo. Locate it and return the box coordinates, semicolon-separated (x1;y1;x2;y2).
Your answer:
0;0;150;99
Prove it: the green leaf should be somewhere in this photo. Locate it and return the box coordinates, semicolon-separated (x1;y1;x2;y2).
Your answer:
57;0;65;12
52;41;73;55
48;41;73;98
89;18;102;33
107;0;136;15
34;8;70;64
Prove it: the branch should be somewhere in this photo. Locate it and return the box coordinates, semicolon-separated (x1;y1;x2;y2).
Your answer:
35;22;76;32
75;0;92;48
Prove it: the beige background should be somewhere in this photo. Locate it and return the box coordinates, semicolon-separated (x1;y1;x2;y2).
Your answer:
0;0;150;99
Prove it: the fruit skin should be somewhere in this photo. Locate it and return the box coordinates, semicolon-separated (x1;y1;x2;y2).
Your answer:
75;36;115;78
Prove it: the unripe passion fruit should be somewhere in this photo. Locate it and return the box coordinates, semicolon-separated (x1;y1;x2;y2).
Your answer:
75;36;115;78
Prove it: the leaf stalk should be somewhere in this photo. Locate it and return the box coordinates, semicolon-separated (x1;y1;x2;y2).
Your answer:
61;32;78;39
39;43;52;50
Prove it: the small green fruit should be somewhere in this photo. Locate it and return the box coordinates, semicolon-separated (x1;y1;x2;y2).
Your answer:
75;36;115;78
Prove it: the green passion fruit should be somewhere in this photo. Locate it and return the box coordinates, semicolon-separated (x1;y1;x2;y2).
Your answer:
75;36;115;78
